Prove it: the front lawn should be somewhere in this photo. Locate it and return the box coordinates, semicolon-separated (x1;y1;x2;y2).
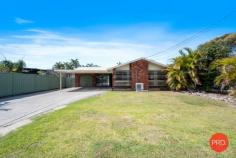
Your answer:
0;92;236;157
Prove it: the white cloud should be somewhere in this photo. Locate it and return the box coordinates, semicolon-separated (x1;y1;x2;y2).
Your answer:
0;26;231;69
15;17;33;24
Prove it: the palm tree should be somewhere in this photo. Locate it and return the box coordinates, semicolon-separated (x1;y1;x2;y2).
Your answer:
0;59;14;72
167;56;188;90
167;48;200;91
0;59;26;72
84;63;99;67
53;59;81;70
53;62;65;70
70;59;80;68
182;48;201;86
211;57;236;93
12;60;26;72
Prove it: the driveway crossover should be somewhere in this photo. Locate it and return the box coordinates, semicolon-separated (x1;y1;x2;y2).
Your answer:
0;88;107;136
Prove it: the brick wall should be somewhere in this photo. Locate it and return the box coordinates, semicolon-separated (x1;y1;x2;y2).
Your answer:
75;74;80;87
130;59;149;90
112;69;115;89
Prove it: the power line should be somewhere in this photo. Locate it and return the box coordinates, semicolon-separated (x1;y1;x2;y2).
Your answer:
147;10;236;58
0;10;235;61
146;10;236;59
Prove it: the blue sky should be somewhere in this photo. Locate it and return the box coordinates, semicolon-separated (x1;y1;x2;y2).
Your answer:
0;0;235;68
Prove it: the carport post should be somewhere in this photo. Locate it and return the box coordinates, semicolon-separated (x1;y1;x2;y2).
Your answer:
59;72;62;90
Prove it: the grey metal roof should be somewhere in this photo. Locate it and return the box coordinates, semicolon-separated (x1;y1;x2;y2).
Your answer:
55;57;166;74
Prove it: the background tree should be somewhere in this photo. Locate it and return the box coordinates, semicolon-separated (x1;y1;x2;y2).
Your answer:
83;63;99;67
12;60;26;72
53;59;80;70
70;59;80;68
53;62;65;69
53;59;99;69
64;62;74;70
0;59;14;72
0;59;26;72
196;33;235;90
117;61;122;65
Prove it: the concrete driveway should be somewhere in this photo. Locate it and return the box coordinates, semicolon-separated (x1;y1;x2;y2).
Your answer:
0;88;108;136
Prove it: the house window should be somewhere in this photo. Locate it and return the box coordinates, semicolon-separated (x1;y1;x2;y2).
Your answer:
114;70;131;80
96;75;110;87
148;70;166;80
148;70;167;87
114;70;131;87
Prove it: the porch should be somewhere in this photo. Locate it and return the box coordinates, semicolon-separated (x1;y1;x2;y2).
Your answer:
75;74;112;87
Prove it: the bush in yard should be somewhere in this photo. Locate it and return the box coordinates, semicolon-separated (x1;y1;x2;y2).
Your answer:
166;33;236;92
211;56;236;96
167;48;200;91
196;33;236;91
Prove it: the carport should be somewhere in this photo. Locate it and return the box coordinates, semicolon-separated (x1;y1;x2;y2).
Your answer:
55;67;112;89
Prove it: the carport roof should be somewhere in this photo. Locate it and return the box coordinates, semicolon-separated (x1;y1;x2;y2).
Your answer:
55;57;167;74
55;67;111;74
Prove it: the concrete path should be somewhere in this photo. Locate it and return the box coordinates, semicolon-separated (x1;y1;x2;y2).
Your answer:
0;88;108;136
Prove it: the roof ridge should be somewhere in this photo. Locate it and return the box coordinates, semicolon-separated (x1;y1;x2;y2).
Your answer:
107;57;166;70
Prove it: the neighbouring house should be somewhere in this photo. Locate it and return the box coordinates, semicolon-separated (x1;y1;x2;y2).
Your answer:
22;68;53;74
55;58;167;90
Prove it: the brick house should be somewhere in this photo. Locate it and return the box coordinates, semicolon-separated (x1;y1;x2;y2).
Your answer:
56;58;167;90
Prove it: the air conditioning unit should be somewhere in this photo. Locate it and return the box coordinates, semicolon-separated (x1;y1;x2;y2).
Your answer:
136;83;144;92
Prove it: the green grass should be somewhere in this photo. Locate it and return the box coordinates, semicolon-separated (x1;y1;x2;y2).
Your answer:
0;91;236;158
